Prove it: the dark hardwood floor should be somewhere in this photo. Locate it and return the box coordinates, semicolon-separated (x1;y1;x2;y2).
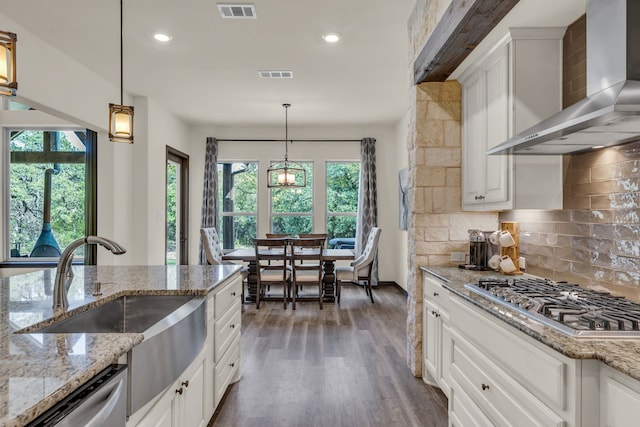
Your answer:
209;284;448;427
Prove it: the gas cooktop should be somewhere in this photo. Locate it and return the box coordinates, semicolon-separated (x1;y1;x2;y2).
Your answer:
464;277;640;339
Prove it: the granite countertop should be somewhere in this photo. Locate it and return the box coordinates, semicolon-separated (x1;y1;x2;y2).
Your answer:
0;264;241;427
421;265;640;382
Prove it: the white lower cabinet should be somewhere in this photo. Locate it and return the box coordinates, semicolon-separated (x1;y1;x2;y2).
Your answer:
422;274;452;397
136;346;207;427
130;272;243;427
600;364;640;427
423;269;640;426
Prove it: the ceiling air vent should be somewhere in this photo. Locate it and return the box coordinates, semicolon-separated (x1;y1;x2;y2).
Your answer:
217;3;257;19
259;71;294;79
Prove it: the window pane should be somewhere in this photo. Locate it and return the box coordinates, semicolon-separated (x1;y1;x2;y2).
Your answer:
217;162;258;249
271;162;313;213
327;216;357;243
9;130;87;259
218;162;258;213
271;215;312;235
219;215;257;249
327;162;359;213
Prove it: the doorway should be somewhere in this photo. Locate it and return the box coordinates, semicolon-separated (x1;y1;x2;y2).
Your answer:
166;147;189;265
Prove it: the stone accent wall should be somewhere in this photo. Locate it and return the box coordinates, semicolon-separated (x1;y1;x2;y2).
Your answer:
500;141;640;301
405;81;497;376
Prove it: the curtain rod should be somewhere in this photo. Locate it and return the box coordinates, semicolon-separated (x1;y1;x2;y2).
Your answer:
214;138;362;142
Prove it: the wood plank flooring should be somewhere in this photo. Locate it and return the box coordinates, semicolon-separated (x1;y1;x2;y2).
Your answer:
209;284;448;427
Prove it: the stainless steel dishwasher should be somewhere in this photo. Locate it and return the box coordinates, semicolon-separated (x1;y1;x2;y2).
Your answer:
27;364;127;427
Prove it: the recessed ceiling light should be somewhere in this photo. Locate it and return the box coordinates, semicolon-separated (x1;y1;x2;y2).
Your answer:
153;33;172;42
322;33;341;43
592;145;605;149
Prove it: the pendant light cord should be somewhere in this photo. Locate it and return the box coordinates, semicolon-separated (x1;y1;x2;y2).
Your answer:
120;0;124;105
283;103;290;162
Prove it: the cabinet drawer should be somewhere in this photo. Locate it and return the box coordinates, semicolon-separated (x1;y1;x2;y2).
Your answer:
450;379;493;427
215;334;240;404
214;275;242;318
449;296;570;412
451;332;565;427
423;274;449;310
214;300;241;362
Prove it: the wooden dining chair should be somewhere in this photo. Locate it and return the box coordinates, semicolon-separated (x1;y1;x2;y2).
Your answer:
297;233;328;248
254;238;291;309
335;227;382;304
290;238;325;310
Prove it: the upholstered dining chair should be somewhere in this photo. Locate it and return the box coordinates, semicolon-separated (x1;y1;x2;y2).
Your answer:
200;227;249;300
335;227;382;304
289;237;325;310
254;238;291;309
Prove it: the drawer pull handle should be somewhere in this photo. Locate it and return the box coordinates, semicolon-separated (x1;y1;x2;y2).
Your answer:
182;380;189;388
231;292;237;296
433;292;439;297
176;387;184;395
431;310;440;318
475;195;485;200
230;362;235;368
481;383;490;391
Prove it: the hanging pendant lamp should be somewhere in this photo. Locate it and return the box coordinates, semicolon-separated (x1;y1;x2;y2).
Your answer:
267;103;306;188
109;0;134;143
0;31;17;97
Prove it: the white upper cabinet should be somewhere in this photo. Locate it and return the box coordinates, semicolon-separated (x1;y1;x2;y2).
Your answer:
459;28;566;211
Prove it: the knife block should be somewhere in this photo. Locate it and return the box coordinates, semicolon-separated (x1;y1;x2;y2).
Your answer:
500;221;522;275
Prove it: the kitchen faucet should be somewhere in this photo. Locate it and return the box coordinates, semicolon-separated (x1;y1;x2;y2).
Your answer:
53;236;126;309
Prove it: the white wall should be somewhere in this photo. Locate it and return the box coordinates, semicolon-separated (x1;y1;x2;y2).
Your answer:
189;124;405;283
0;11;190;268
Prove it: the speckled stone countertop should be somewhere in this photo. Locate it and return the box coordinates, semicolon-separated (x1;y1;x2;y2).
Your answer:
421;266;640;382
0;264;241;427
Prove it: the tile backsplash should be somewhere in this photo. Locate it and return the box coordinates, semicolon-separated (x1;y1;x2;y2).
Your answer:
500;140;640;299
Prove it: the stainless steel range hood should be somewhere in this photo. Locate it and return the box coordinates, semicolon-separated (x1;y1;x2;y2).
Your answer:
488;0;640;155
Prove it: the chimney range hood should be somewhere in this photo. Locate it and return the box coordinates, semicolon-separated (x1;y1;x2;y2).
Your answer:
488;0;640;155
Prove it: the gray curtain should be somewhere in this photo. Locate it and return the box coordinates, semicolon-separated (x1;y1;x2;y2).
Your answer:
356;137;378;285
199;137;219;264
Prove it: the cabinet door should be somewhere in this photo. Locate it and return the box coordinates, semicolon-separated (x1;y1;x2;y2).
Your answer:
601;365;640;427
423;299;438;379
483;45;509;204
135;384;178;427
462;70;487;205
182;354;207;427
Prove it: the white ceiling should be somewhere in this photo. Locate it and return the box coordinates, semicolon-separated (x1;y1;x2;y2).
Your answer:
0;0;416;127
0;0;586;128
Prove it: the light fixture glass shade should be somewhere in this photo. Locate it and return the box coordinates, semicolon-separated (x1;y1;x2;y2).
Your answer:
268;160;306;188
0;31;17;96
109;103;134;143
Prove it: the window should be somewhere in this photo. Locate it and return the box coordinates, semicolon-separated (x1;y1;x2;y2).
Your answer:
326;162;359;245
6;129;97;263
218;162;258;249
270;162;313;234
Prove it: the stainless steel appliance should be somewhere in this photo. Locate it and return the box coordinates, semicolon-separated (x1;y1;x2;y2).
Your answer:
27;364;127;426
465;278;640;338
462;230;498;271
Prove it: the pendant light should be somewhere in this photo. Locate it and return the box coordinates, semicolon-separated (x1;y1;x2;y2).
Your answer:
109;0;134;143
267;103;306;188
0;31;17;97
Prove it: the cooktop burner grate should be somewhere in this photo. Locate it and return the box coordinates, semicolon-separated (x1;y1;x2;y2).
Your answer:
464;277;640;338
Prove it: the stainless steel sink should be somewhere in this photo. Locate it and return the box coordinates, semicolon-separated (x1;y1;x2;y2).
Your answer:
36;295;198;334
30;294;207;416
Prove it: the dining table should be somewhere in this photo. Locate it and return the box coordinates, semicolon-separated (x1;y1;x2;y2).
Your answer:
222;247;355;303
